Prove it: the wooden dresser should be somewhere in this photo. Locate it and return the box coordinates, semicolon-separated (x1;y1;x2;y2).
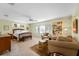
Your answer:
0;34;11;54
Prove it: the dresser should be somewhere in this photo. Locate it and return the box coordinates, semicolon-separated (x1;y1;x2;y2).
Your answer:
0;34;11;54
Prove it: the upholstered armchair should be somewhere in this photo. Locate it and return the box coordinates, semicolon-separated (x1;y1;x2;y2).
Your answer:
41;33;49;39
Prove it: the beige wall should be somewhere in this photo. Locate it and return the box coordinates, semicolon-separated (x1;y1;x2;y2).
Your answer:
31;16;72;37
0;19;31;35
0;16;73;40
0;19;12;34
72;4;79;42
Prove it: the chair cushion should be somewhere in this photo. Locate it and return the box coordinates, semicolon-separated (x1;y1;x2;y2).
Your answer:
44;33;49;36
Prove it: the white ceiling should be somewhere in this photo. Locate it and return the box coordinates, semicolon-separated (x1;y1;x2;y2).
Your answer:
0;3;77;23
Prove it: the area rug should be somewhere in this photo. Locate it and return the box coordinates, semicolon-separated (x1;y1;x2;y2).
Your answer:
31;44;48;56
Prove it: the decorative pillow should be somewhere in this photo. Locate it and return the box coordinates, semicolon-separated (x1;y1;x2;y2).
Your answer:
58;36;66;41
66;35;73;42
58;36;73;42
52;37;57;40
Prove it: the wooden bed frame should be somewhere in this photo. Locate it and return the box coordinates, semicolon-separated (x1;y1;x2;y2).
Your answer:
12;29;32;41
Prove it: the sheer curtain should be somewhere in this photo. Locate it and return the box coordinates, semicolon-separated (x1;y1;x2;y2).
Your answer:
36;24;51;34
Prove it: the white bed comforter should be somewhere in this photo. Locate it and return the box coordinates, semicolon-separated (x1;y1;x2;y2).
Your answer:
13;30;30;40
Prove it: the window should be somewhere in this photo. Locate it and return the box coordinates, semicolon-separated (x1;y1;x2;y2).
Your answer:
45;24;51;33
39;25;45;34
36;25;45;34
35;24;51;34
36;26;39;33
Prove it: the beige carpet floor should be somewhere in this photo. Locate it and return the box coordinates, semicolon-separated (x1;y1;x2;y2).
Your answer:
1;37;41;56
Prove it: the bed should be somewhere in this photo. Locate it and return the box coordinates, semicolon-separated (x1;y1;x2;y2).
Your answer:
12;29;32;41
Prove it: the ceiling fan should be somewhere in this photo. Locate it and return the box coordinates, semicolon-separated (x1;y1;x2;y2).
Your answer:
8;3;15;6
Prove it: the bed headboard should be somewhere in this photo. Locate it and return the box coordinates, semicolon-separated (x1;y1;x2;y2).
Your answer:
13;29;24;34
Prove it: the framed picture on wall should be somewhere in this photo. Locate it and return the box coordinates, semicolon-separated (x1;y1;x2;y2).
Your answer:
3;25;9;31
52;21;63;36
20;25;24;28
14;24;17;27
26;27;29;30
73;18;78;33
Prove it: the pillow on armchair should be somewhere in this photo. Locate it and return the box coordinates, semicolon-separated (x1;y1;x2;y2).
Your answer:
44;33;49;36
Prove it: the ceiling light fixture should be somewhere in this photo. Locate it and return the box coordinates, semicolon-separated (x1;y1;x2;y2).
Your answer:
29;18;33;21
8;3;15;6
4;14;8;17
29;18;37;22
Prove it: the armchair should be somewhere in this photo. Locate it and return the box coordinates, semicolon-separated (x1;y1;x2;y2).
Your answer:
41;33;49;39
41;33;52;40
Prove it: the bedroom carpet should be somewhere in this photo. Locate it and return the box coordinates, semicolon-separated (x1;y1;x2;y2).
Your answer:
1;37;41;56
31;44;48;56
